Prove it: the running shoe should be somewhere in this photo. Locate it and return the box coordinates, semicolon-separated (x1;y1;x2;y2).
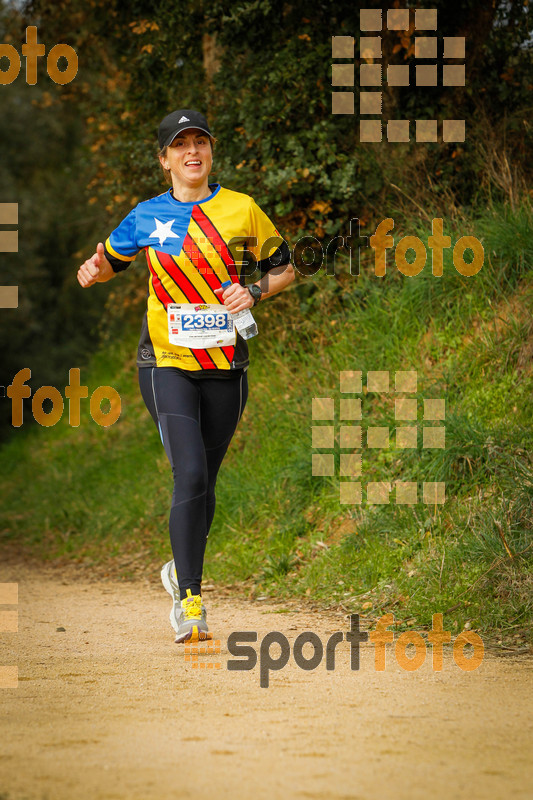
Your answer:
160;559;182;633
174;589;211;644
160;560;209;640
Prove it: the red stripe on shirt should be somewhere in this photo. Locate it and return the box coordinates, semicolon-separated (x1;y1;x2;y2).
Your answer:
150;250;219;370
189;210;239;364
156;250;204;303
146;252;174;308
182;233;223;293
191;206;239;283
181;235;234;367
147;251;205;368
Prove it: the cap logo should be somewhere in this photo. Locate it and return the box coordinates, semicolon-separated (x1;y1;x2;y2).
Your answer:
178;116;190;123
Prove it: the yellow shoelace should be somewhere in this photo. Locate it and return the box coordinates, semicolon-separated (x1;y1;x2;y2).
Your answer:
182;590;203;620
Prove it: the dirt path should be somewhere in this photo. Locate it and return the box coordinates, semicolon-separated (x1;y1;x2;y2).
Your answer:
0;563;532;800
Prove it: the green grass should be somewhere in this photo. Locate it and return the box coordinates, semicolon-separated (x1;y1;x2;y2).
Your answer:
1;203;532;646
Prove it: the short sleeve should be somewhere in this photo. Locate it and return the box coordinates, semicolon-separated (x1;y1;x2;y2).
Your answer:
247;199;285;264
104;207;141;273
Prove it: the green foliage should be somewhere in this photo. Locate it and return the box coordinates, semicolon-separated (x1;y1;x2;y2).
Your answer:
0;2;115;440
23;0;532;228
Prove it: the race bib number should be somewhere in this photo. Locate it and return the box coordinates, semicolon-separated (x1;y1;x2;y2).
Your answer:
167;303;236;349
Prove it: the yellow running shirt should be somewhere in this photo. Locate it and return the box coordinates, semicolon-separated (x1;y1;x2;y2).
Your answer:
104;184;287;374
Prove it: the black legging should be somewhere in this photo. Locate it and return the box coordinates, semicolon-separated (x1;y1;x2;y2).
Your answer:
138;366;248;599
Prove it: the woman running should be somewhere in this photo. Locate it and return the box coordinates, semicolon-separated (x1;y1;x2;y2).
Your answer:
77;109;295;643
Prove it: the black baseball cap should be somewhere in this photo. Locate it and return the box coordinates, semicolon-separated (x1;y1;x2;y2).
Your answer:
158;109;213;149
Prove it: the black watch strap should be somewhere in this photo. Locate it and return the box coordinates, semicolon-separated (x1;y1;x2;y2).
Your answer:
248;284;262;306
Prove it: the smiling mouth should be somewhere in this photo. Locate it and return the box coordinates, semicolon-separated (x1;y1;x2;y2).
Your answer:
185;160;201;166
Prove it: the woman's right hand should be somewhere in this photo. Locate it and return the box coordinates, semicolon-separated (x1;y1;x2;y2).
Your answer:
77;242;115;287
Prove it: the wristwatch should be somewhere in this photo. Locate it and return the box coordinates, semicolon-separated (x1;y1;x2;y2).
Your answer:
247;284;262;306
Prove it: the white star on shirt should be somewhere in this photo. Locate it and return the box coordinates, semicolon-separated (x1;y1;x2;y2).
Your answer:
149;218;180;247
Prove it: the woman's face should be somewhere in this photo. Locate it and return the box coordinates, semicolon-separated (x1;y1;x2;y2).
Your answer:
160;128;213;189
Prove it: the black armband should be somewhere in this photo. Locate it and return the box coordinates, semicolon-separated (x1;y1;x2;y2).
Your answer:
257;241;291;274
104;245;133;273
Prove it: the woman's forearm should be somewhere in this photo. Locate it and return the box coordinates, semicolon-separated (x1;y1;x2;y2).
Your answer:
252;262;295;301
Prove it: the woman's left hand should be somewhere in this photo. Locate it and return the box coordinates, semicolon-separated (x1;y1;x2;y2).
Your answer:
214;283;254;313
